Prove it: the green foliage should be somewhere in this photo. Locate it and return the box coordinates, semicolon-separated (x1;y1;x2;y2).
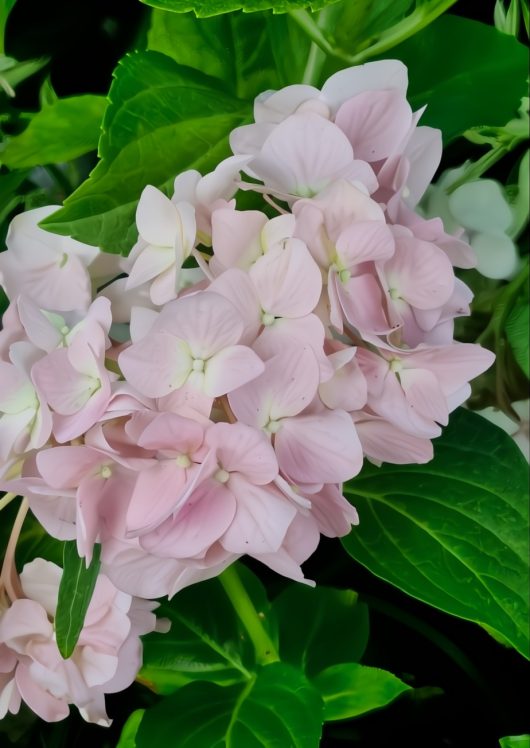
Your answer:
141;0;340;17
273;585;369;676
135;663;324;748
116;710;145;748
129;564;408;745
342;408;530;659
506;292;530;378
0;95;106;168
139;566;275;692
500;737;530;748
390;16;529;142
313;663;411;721
54;541;101;659
147;9;282;96
40;51;248;254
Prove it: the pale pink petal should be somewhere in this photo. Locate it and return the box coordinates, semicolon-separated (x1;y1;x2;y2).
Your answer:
15;665;69;722
335;271;392;334
206;422;278;485
17;297;62;352
156;292;244;358
322;60;408;113
253;85;320;123
209;269;261;345
336;221;395;267
136;185;179;247
354;413;433;464
136;411;204;453
406;344;495;396
383;235;454;310
319;350;367;411
20;559;62;617
229;122;275;157
229;345;319;426
404;126;443;207
126;245;175;290
204;345;264;398
36;446;103;488
0;599;53;650
125;461;187;535
211;209;266;269
252;315;332;381
249;239;322;318
140;480;236;558
220;476;296;554
149;264;180;306
250;113;356;197
335;89;412;162
400;367;448;425
275;410;363;484
309;484;359;537
119;333;192;398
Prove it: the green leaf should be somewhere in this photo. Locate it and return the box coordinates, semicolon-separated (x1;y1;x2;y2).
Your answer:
54;541;101;659
342;408;530;659
139;566;276;693
331;0;414;58
390;15;529;142
506;293;529;378
273;585;369;677
141;0;340;17
313;662;411;721
116;710;145;748
40;51;248;254
148;9;281;98
135;663;323;747
0;96;107;169
500;737;530;748
0;56;48;93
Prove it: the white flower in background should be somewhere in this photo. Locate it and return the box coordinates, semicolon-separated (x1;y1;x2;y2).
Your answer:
422;165;521;280
477;400;529;462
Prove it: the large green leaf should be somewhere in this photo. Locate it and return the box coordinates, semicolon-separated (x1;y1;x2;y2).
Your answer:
0;96;106;169
148;9;282;96
392;15;529;142
500;737;530;748
116;710;145;748
273;585;369;676
54;541;101;659
342;408;529;659
139;566;276;693
40;51;248;254
141;0;340;17
506;293;529;378
313;662;411;721
135;663;323;747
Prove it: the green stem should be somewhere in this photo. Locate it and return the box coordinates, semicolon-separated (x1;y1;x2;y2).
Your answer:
446;138;524;195
290;0;458;66
220;565;279;665
477;259;529;415
301;5;336;86
302;40;326;86
478;259;529;345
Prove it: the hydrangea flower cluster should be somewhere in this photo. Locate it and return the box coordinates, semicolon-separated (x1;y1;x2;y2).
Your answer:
0;60;494;723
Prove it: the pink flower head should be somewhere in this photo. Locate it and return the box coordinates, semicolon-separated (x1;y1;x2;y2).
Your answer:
125;185;197;306
0;558;162;724
119;291;264;400
0;207;102;312
229;346;363;485
242;113;377;200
